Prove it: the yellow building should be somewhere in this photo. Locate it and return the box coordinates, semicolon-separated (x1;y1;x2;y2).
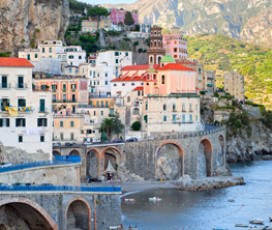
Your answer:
81;17;111;33
224;71;244;101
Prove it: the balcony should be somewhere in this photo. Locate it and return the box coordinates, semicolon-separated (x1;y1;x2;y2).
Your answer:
52;99;77;103
62;89;67;92
0;106;33;115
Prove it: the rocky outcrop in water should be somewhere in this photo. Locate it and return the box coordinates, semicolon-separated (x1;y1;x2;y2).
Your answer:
0;0;70;53
227;122;272;163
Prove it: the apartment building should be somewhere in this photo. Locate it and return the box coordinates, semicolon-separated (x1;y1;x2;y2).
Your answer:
224;71;245;101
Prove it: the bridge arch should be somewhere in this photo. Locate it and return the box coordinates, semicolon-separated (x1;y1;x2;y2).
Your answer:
69;149;80;156
100;147;122;177
155;141;184;180
198;138;213;178
66;197;91;230
0;198;57;230
86;148;100;179
53;150;61;158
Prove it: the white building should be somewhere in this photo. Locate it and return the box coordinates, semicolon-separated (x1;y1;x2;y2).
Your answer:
85;51;133;96
0;58;53;160
19;40;87;74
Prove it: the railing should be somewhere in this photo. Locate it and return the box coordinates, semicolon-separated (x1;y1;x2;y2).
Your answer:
0;185;121;193
0;156;81;173
52;100;77;103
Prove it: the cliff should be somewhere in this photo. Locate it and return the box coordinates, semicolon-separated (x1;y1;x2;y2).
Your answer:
0;0;70;54
227;121;272;163
106;0;272;47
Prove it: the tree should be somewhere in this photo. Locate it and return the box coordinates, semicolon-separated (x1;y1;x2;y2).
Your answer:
131;121;141;131
99;112;124;141
88;6;109;31
124;11;134;26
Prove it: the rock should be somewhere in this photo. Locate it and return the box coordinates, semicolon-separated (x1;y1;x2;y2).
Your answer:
249;219;264;225
0;0;69;53
118;164;145;182
176;176;245;191
269;216;272;222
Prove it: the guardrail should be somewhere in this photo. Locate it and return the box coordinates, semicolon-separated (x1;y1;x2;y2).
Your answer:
0;185;121;193
0;156;81;173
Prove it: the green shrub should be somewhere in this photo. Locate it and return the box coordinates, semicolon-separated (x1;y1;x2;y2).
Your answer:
131;121;141;131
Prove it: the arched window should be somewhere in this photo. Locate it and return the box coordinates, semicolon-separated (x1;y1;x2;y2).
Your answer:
68;55;74;59
150;56;153;64
122;83;125;86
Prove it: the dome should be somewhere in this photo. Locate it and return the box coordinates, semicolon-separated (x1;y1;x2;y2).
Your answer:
160;55;176;64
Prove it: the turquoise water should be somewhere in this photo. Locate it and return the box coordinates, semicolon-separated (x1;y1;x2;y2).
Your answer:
121;161;272;230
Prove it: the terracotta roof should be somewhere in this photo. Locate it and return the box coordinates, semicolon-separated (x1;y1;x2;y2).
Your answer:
122;64;160;71
159;63;194;71
111;76;146;82
133;86;143;91
0;58;34;68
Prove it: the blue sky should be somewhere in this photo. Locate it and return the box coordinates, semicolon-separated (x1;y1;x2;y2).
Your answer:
79;0;137;4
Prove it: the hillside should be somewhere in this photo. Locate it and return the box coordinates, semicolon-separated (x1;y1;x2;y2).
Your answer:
105;0;272;47
0;0;69;54
187;34;272;109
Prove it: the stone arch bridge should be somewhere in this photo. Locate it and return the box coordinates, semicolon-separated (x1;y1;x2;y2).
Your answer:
54;125;226;181
0;187;121;230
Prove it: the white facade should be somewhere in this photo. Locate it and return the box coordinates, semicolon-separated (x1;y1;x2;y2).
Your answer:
64;46;86;67
86;51;133;95
0;58;52;159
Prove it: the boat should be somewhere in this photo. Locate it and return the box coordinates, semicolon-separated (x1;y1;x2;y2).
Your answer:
149;196;162;201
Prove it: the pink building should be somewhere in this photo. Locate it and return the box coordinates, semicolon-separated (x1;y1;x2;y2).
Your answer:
110;8;138;25
163;30;188;60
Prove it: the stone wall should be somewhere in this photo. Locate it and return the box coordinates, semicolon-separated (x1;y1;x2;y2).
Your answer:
0;164;81;186
0;192;121;230
123;127;226;180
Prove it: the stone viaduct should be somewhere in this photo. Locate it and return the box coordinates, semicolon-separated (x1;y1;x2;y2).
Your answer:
0;188;121;230
53;125;226;181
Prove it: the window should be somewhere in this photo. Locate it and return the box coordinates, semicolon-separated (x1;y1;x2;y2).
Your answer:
18;99;26;107
115;51;119;56
52;95;56;102
174;48;177;52
172;114;177;122
105;73;108;77
189;103;192;112
27;54;30;60
1;98;10;111
71;133;74;140
63;84;66;92
163;115;167;122
70;121;74;127
42;48;45;53
146;103;148;110
37;118;47;127
1;76;7;88
18;76;24;88
162;75;165;84
63;94;66;102
0;118;10;127
106;101;108;107
49;48;52;53
16;118;26;127
113;84;117;86
71;84;76;90
94;111;96;116
189;114;193;122
115;59;119;64
52;85;57;91
40;135;45;142
39;99;45;112
101;111;104;115
173;104;176;111
60;133;63;140
60;121;63;127
105;81;108;85
182;103;186;112
122;83;125;86
126;52;129;56
68;55;74;59
41;85;47;90
131;83;135;86
163;104;167;111
182;114;185;122
79;56;82;59
18;135;23;143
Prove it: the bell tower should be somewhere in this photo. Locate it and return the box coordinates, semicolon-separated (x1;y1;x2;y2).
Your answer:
148;26;165;65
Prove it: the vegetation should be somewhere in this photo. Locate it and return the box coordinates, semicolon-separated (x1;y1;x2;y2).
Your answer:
99;112;124;141
68;0;87;14
131;121;141;131
187;34;272;109
260;111;272;130
87;6;109;31
226;111;251;137
124;11;134;26
0;52;11;57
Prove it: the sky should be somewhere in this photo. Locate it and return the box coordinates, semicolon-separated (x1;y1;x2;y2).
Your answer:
79;0;137;4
